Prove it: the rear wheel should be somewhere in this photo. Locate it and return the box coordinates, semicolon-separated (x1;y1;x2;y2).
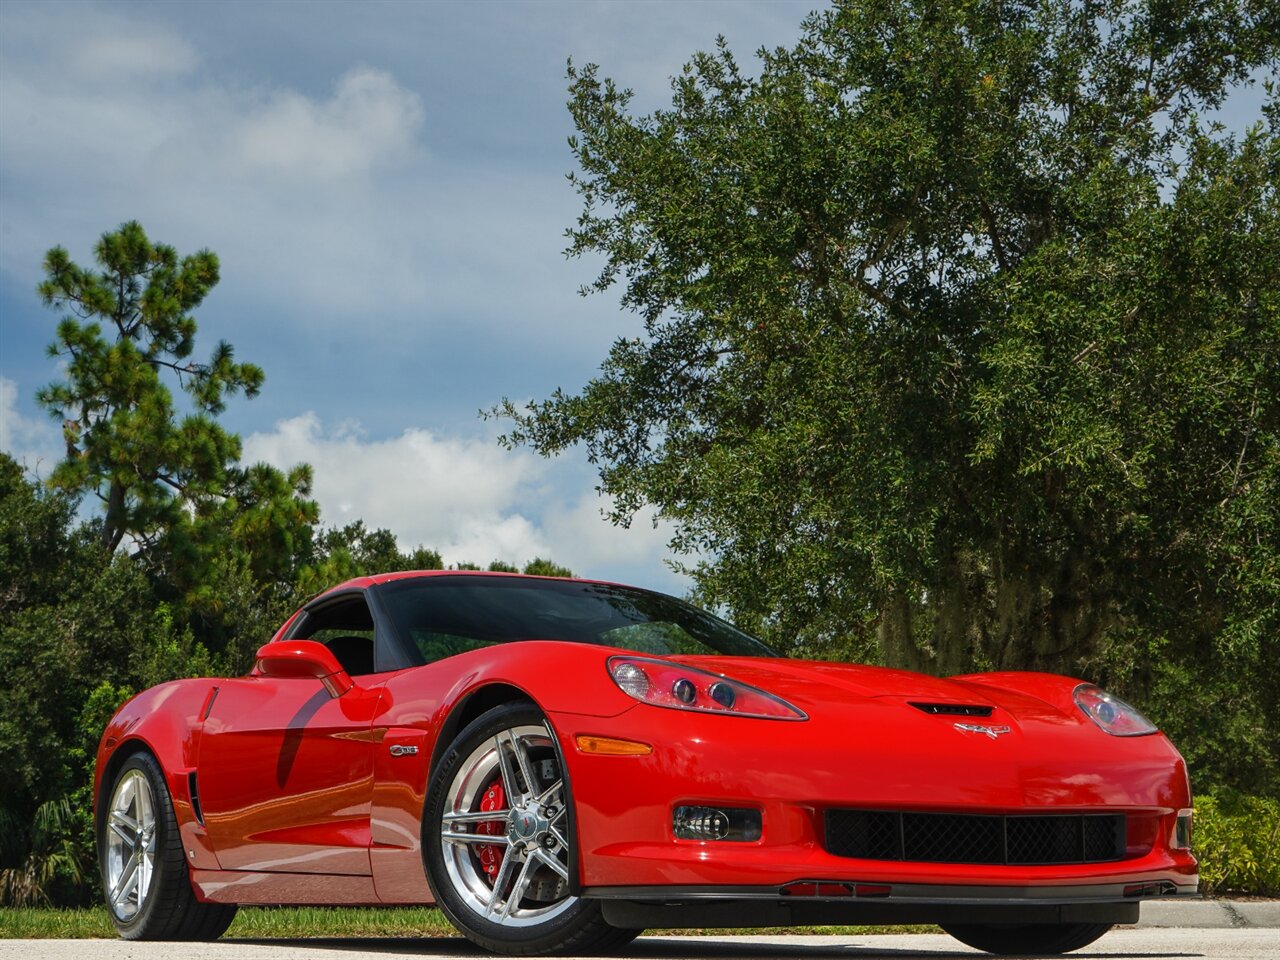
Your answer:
424;702;640;955
100;751;237;940
942;922;1114;955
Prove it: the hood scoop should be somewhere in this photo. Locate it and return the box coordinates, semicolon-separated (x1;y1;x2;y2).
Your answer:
908;701;994;717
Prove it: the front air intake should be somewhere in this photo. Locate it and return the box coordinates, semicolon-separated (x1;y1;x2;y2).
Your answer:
825;809;1126;865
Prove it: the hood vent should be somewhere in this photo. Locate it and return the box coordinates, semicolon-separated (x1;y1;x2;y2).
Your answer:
909;701;993;717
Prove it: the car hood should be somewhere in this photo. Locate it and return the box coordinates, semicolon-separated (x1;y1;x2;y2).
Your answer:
665;654;1076;725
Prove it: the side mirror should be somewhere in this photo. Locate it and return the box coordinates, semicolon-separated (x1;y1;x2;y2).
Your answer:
255;640;354;698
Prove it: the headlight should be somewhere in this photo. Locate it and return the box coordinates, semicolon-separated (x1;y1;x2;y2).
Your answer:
1073;683;1157;736
607;656;806;720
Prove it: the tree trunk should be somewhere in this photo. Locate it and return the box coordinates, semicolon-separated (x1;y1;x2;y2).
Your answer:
878;546;1116;677
876;590;928;673
101;481;126;552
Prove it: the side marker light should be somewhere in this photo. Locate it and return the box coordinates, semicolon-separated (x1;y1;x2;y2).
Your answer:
575;735;653;756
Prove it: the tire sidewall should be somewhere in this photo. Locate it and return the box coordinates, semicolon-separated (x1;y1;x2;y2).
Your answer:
423;702;600;952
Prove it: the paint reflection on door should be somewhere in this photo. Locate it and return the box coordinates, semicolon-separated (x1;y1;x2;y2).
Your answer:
198;676;383;875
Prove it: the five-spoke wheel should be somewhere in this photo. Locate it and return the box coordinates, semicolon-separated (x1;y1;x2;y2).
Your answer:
104;768;156;920
439;723;574;925
424;703;639;955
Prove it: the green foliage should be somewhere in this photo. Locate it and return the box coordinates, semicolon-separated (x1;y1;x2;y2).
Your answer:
1193;793;1280;896
0;797;88;907
36;221;256;552
0;453;191;905
295;520;446;602
1;456;145;829
499;0;1280;791
486;559;575;576
523;557;573;578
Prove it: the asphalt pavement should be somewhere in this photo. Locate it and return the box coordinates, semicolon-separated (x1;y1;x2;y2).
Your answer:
3;903;1277;960
2;929;1279;960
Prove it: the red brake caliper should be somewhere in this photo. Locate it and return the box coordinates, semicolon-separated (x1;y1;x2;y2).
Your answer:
475;777;507;882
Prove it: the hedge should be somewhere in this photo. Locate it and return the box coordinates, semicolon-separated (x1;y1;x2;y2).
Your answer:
1193;792;1280;896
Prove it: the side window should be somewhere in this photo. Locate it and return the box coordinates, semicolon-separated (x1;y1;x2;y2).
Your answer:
410;628;499;664
295;595;377;676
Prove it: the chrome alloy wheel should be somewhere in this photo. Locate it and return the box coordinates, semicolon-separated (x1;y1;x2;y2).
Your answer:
105;769;156;921
440;723;574;927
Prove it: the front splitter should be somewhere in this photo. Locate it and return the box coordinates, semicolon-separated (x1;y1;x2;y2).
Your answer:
586;880;1198;929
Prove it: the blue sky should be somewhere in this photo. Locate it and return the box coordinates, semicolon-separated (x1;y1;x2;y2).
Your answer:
0;1;1269;594
0;0;814;592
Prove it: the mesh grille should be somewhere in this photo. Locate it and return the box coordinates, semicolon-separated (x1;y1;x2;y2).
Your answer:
1083;814;1127;861
902;811;1003;862
1007;815;1080;863
826;809;901;860
825;809;1126;865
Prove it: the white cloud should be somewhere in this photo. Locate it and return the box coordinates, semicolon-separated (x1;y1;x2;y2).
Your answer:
72;28;199;80
0;4;200;83
0;16;431;319
0;376;60;477
227;68;424;182
241;411;688;591
241;412;540;559
537;493;673;578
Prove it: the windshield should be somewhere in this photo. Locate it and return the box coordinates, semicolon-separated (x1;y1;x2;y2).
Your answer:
375;575;778;664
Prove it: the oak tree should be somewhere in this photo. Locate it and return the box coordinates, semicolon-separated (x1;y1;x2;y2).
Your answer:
500;1;1279;787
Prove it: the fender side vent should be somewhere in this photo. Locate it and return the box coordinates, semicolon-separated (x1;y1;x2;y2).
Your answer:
909;702;993;717
188;771;204;825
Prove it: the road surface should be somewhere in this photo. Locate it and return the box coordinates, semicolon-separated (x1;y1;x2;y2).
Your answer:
3;929;1278;960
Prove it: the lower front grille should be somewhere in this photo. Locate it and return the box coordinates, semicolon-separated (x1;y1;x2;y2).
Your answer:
825;809;1126;865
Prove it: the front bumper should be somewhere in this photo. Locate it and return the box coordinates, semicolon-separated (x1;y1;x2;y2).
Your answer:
549;703;1199;895
589;880;1196;929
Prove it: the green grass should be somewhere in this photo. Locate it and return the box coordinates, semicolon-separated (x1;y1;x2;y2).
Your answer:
0;905;938;939
0;906;454;939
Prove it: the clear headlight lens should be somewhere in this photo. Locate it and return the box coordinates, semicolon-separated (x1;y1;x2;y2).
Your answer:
607;656;806;720
1074;683;1157;736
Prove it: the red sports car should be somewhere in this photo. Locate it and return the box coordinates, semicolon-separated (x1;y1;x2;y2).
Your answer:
95;571;1197;955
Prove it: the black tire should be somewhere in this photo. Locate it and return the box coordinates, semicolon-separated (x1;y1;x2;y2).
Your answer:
423;702;641;955
942;921;1113;955
99;750;238;941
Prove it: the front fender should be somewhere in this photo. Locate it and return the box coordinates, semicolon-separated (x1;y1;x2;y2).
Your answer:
94;678;220;851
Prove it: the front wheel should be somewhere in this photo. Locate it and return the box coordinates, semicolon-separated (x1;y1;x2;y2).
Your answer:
423;702;640;955
942;922;1114;955
100;750;237;940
